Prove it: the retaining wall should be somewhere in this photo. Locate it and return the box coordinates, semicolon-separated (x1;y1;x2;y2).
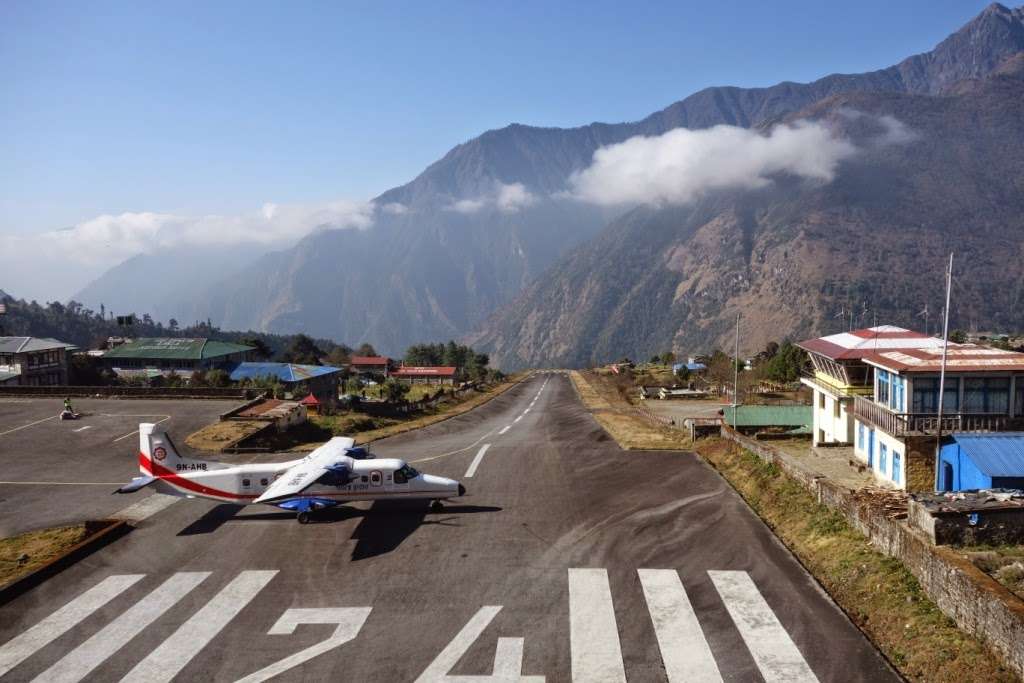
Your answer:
720;426;1024;677
0;385;252;399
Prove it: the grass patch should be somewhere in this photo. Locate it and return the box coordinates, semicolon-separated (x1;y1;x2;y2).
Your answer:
962;545;1024;600
696;438;1018;682
0;525;89;588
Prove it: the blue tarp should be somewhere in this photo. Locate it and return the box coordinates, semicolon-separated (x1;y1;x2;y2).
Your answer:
228;362;341;383
672;362;707;373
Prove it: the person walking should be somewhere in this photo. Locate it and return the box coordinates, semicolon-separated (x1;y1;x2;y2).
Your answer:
63;397;73;414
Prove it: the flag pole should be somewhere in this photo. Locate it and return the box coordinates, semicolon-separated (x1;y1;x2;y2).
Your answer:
732;313;740;430
934;253;954;491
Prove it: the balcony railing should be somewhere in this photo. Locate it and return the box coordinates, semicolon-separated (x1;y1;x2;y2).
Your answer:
850;395;1024;437
799;371;874;398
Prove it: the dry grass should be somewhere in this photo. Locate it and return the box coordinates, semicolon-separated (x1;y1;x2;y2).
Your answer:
0;524;89;588
964;546;1024;600
569;370;690;450
185;419;268;451
696;438;1018;682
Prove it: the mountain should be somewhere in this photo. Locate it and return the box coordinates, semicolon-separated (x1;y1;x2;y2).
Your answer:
470;55;1024;368
76;4;1024;357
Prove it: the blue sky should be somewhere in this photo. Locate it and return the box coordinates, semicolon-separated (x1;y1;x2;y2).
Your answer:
0;0;997;298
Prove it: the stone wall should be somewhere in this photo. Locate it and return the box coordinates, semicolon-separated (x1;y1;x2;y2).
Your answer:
720;426;1024;678
905;435;936;493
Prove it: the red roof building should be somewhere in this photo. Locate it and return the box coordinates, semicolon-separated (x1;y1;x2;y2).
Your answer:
391;366;458;385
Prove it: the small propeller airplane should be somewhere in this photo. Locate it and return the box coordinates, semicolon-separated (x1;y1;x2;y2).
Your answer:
116;423;465;523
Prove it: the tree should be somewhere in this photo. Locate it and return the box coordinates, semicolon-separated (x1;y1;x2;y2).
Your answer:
205;369;230;387
325;346;351;367
674;365;691;382
356;342;378;357
660;351;676;365
382;378;410;403
168;318;179;332
761;341;808;383
949;329;968;344
241;336;273;360
279;334;324;365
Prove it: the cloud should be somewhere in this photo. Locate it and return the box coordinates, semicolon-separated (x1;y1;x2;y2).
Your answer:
0;198;376;300
380;202;409;215
569;120;860;207
446;182;537;214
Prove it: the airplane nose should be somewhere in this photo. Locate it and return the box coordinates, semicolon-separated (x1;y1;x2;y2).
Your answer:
458;484;466;496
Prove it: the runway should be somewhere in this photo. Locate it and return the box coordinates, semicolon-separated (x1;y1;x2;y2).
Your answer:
0;374;896;681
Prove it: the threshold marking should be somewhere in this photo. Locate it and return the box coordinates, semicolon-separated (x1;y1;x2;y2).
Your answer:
499;426;511;435
568;568;626;683
0;415;58;436
113;493;180;523
639;569;722;682
38;572;211;683
0;574;145;677
464;444;491;478
709;571;818;682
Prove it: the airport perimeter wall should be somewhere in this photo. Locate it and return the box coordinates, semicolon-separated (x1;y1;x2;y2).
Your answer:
720;426;1024;678
0;385;253;399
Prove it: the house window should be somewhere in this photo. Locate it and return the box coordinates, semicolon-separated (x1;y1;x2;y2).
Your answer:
879;444;887;474
890;376;904;412
892;452;901;484
964;377;1010;414
818;393;825;409
857;423;864;450
877;370;890;406
912;377;960;413
1016;383;1024;417
833;399;840;418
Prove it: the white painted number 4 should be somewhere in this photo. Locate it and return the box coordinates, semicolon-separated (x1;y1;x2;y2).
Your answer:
235;607;372;683
415;606;544;683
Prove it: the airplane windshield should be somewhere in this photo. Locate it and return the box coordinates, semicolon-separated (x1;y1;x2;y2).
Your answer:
393;465;419;484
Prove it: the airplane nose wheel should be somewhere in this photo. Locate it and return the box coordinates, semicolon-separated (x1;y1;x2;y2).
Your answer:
297;511;312;524
429;500;444;512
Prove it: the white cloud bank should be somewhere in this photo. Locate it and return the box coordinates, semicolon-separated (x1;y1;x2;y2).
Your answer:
0;199;377;301
569;120;860;207
446;182;536;214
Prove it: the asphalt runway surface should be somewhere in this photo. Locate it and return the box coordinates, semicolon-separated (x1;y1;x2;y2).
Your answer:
0;374;897;681
0;398;238;536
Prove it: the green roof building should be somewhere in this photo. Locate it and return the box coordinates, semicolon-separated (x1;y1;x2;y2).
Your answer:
102;338;254;378
721;405;813;435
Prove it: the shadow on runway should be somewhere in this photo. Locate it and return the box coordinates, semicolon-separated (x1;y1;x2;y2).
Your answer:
177;504;245;535
349;501;501;560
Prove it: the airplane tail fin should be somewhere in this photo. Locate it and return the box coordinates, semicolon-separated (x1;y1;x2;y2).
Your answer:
138;423;224;476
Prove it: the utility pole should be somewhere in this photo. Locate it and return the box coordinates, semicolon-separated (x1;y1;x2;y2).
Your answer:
732;313;740;430
934;253;954;491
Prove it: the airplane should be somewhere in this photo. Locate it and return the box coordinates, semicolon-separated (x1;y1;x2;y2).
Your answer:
116;423;465;524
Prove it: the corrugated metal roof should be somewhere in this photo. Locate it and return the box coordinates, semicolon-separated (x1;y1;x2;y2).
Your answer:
350;356;389;365
0;336;76;353
392;366;456;376
721;405;812;428
0;370;19;382
796;326;947;360
103;338;253;360
951;433;1024;477
228;362;341;383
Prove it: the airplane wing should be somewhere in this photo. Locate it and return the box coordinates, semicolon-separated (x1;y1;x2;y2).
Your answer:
252;437;356;504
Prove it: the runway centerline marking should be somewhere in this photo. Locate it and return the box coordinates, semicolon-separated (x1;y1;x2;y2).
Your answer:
569;568;626;683
639;569;722;682
0;415;58;436
464;444;491;478
73;425;92;432
112;415;170;443
38;572;211;683
710;570;819;682
0;481;124;486
122;570;278;683
0;574;145;678
498;425;511;435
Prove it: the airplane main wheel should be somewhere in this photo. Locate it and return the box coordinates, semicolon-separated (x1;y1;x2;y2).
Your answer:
297;511;311;524
430;500;444;512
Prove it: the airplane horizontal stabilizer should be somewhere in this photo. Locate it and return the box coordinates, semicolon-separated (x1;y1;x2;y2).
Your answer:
114;475;158;494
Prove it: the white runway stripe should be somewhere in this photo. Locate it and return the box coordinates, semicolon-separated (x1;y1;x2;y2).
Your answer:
121;570;277;683
639;569;722;683
0;574;144;678
36;572;210;683
499;426;511;435
568;568;626;683
112;493;179;523
464;444;491;478
709;571;818;683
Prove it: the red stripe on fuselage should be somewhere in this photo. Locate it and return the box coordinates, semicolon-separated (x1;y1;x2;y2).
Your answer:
139;452;258;501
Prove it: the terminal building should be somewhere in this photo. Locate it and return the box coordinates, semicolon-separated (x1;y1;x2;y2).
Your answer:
0;336;77;386
228;362;342;404
101;338;254;379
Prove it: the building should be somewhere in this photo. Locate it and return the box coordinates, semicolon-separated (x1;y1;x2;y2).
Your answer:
228;362;342;404
102;338;254;379
0;336;76;386
937;433;1024;491
349;356;391;377
391;365;458;385
721;405;812;436
850;344;1024;491
797;326;950;448
672;359;708;375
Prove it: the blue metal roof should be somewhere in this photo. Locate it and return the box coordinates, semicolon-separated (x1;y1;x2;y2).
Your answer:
228;362;341;383
672;361;707;372
950;433;1024;477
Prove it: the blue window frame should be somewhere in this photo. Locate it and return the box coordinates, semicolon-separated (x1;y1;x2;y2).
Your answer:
877;369;890;406
857;423;864;450
892;451;901;484
879;443;887;473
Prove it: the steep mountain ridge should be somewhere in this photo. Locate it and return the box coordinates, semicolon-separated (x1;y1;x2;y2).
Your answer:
470;62;1024;368
73;4;1024;358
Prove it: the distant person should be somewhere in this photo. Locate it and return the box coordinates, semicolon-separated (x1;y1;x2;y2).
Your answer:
63;397;73;413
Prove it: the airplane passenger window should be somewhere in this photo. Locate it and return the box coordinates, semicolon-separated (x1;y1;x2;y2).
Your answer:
242;479;251;487
260;478;269;486
361;476;368;482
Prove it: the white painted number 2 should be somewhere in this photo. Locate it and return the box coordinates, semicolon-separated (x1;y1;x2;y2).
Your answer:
235;607;372;683
414;606;544;683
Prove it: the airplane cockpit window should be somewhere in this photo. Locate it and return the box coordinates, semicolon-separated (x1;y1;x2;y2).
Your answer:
316;467;350;487
393;465;419;484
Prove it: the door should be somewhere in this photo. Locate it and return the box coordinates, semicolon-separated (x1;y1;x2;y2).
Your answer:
867;429;875;467
942;462;954;492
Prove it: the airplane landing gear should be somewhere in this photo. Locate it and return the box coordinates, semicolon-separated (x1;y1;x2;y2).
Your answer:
430;500;444;512
297;511;312;524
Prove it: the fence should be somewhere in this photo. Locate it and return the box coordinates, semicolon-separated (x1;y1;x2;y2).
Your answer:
0;385;253;399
